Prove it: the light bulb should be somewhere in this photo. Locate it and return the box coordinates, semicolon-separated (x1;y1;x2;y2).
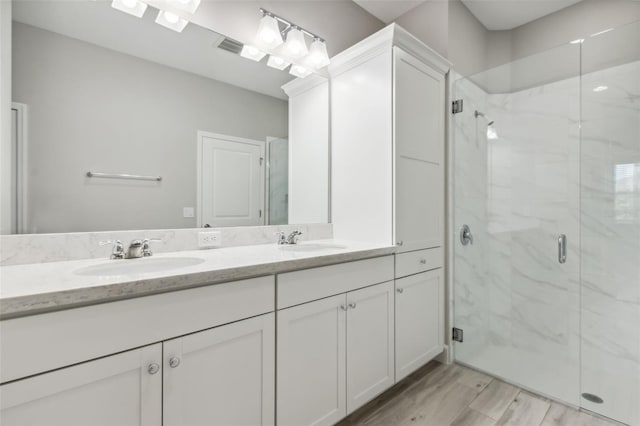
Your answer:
283;28;308;59
267;55;290;70
111;0;147;17
305;39;330;68
164;11;179;23
240;45;267;62
155;10;189;32
168;0;201;14
255;15;283;50
289;64;312;78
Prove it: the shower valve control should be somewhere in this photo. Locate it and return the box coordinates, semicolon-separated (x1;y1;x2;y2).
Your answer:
460;224;473;246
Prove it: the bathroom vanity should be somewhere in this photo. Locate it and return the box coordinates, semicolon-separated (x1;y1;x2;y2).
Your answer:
0;241;444;426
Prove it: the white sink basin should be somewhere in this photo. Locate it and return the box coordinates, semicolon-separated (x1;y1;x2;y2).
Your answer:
75;257;204;277
279;243;348;252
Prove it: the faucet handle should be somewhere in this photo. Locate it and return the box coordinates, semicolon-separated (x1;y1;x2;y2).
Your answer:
274;231;286;245
142;238;163;257
99;240;125;259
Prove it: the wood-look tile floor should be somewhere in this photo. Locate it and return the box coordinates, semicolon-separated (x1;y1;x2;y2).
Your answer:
338;361;622;426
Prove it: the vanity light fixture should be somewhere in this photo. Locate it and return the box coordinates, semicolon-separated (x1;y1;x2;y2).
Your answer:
267;55;291;70
155;9;189;32
240;45;267;62
111;0;148;18
282;27;309;59
255;13;284;50
242;8;330;78
305;38;330;68
289;64;313;79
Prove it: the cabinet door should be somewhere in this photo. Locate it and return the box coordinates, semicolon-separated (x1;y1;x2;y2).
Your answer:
395;269;444;382
163;313;275;426
277;294;347;426
0;344;162;426
346;281;395;414
394;47;445;252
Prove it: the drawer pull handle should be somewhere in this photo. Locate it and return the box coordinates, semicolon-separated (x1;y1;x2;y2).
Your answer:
147;363;160;375
397;288;404;294
348;303;357;309
419;259;427;264
169;357;181;368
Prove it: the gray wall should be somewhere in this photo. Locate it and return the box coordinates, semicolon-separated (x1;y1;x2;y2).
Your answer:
396;0;449;58
392;0;640;77
0;2;11;234
510;0;640;62
12;22;287;233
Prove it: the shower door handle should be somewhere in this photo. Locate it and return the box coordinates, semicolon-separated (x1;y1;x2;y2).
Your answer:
558;234;567;264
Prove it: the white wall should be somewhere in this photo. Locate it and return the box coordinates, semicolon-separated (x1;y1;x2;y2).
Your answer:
12;23;287;233
0;2;11;235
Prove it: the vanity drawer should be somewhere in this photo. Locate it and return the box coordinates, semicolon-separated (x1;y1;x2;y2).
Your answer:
395;247;443;278
0;276;274;384
277;256;394;309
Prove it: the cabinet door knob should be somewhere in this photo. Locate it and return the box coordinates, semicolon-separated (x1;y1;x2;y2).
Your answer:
169;357;181;368
147;363;160;375
348;303;357;309
340;305;347;311
397;240;404;246
397;288;404;294
419;259;427;265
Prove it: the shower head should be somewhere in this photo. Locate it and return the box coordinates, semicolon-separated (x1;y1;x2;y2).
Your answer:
474;110;494;126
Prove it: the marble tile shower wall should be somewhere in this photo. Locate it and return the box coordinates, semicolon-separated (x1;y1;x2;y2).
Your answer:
0;223;333;266
579;61;639;425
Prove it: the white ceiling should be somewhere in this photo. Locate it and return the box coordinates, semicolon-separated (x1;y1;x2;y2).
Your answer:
461;0;584;30
352;0;430;24
12;0;293;100
353;0;584;30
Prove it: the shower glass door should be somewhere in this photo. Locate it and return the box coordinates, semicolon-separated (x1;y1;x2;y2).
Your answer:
452;42;582;406
453;21;640;425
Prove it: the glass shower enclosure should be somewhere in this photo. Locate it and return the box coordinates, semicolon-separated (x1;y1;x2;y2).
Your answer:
452;21;639;425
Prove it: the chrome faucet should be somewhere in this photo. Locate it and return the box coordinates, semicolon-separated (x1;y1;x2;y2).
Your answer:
274;230;303;245
100;238;163;259
99;240;125;259
286;230;303;245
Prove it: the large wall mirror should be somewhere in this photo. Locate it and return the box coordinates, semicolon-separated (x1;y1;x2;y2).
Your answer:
6;0;329;234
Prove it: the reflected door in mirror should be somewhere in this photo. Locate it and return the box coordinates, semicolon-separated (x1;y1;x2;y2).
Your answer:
198;133;265;228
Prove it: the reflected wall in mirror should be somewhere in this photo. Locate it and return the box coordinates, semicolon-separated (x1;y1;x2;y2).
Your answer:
5;0;329;234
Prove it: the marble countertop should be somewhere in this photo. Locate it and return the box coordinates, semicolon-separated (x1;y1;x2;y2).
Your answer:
0;240;396;319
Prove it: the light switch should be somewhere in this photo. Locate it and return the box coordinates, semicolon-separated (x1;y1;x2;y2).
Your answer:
183;207;195;218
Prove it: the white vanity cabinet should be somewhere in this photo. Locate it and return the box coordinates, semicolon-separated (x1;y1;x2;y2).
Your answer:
394;248;445;382
330;24;450;253
0;344;162;426
0;276;276;426
276;258;395;426
163;313;275;426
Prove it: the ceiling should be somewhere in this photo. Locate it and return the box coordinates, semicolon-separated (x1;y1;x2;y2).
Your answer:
353;0;584;30
461;0;584;30
12;0;293;100
352;0;429;24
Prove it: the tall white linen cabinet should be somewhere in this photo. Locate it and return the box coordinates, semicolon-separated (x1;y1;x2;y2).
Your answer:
330;23;450;253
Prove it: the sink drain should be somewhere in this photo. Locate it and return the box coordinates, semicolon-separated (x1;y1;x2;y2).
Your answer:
582;393;604;404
